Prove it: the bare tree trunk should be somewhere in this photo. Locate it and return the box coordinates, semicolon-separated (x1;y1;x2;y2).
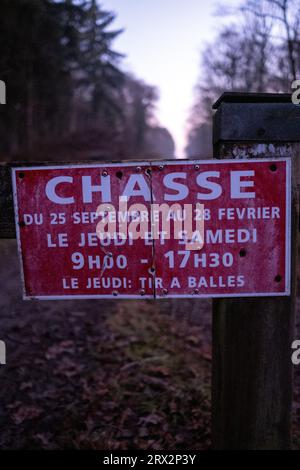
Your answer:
26;79;34;153
282;0;297;80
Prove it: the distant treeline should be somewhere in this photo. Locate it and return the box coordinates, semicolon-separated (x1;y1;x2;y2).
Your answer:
186;0;300;158
0;0;174;160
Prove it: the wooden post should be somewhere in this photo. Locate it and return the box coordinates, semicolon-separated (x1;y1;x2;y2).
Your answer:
212;92;299;450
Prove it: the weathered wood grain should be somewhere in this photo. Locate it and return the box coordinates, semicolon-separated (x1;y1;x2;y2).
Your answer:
0;165;15;238
212;93;299;449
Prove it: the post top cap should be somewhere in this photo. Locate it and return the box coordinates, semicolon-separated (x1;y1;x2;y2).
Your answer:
212;92;292;109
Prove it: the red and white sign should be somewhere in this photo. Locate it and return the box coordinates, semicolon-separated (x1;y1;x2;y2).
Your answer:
12;159;291;299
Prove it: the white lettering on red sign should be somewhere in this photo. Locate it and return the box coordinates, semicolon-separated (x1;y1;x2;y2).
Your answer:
12;159;291;299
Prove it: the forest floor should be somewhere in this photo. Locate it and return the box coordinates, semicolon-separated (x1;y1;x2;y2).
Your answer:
0;238;299;449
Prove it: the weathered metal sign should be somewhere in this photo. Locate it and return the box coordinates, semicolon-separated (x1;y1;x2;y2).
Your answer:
12;159;291;299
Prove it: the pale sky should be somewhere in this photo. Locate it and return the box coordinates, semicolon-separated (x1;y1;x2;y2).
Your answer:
103;0;238;157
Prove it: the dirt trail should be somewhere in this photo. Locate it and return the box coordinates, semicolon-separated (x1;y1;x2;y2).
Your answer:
0;240;211;449
1;239;300;448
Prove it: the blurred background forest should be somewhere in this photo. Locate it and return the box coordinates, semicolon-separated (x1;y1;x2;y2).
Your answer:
1;0;300;160
1;0;300;450
187;0;300;157
0;0;175;160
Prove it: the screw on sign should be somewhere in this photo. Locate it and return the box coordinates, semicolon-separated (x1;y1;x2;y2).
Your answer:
11;158;291;300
